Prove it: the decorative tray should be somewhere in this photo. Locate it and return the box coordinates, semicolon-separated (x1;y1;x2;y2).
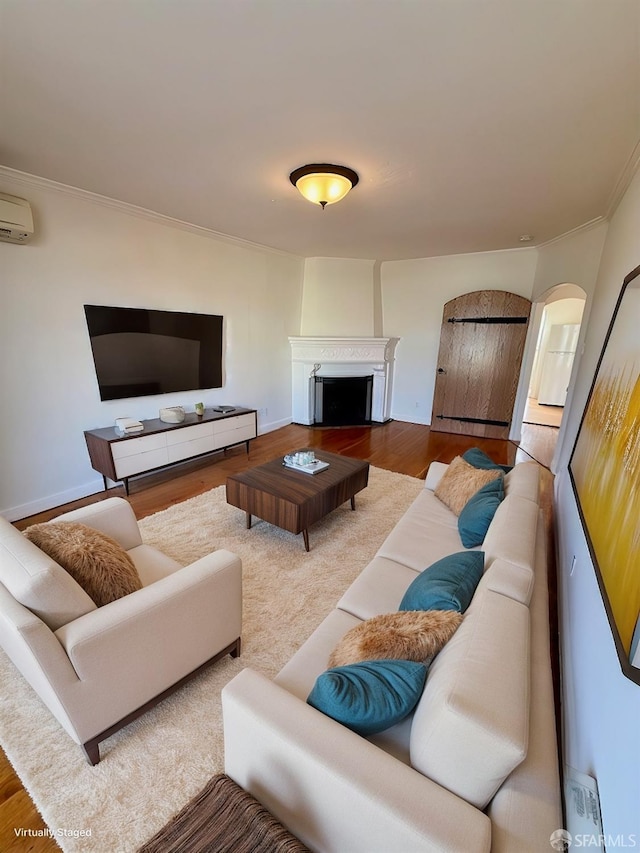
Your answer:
282;460;330;475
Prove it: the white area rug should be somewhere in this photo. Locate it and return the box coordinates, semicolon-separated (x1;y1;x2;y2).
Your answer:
0;466;423;852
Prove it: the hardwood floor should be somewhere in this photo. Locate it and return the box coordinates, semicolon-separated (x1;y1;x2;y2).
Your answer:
524;396;564;428
0;421;557;851
519;422;559;470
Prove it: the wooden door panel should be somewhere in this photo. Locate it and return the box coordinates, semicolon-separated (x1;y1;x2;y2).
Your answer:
431;291;530;439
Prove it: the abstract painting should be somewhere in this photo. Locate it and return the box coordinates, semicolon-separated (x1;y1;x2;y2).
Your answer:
569;264;640;684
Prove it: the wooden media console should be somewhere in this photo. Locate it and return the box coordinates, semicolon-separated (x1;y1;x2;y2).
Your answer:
85;408;257;494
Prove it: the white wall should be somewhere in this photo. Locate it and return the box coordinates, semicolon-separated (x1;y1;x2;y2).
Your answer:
300;257;375;336
531;224;608;304
540;180;640;838
381;249;539;424
0;173;304;519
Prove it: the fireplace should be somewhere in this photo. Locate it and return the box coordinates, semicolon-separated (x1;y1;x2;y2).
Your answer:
314;375;373;426
289;337;400;425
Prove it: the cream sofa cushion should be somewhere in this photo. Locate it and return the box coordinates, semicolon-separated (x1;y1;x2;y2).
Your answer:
424;461;450;491
337;556;421;621
409;588;530;809
504;462;540;502
50;496;144;551
275;608;363;700
476;558;535;606
128;544;183;585
482;495;539;572
0;522;96;630
487;518;562;851
375;490;475;572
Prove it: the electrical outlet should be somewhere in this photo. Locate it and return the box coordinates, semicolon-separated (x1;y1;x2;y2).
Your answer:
257;407;267;417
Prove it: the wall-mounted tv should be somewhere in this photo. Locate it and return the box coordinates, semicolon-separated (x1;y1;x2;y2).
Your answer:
84;305;223;401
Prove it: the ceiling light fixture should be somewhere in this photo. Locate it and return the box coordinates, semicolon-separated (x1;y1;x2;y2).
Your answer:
289;163;359;209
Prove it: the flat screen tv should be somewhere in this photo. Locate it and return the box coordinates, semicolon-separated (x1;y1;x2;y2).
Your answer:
84;305;223;401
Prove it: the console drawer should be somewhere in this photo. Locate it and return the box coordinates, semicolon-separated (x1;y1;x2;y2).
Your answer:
111;433;166;460
165;422;213;445
214;413;255;436
232;424;257;444
167;434;216;463
114;447;169;478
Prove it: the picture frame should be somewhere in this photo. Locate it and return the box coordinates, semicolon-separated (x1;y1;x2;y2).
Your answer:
569;263;640;685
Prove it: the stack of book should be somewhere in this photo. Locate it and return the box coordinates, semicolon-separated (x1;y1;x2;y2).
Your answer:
282;458;330;475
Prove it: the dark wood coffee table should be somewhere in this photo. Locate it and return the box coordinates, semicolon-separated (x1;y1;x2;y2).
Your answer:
225;449;369;551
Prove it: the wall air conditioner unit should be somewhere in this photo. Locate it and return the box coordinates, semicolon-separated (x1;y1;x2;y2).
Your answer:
0;192;34;244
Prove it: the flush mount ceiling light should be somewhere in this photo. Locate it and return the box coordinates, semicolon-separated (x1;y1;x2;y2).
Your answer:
289;163;359;209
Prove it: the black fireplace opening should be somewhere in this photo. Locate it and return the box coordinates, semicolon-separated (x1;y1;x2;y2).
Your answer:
314;375;373;426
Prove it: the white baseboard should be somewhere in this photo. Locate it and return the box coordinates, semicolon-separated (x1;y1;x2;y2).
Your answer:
2;421;293;522
1;479;105;523
391;412;431;426
257;416;292;434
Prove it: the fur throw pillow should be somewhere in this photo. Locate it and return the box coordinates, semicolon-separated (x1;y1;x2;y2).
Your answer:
24;521;142;607
328;610;463;669
434;455;503;516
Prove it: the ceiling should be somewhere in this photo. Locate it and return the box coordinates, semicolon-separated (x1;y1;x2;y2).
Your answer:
1;0;639;261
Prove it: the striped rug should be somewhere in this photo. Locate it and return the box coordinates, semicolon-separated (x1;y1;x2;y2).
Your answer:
138;774;309;853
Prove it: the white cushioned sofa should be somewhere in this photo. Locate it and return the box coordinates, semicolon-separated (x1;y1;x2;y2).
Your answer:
222;459;562;852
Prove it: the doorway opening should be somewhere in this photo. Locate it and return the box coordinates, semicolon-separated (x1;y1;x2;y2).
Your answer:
527;297;585;424
517;286;586;469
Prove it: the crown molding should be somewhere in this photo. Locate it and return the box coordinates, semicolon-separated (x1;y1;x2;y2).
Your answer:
534;216;606;250
605;136;640;219
3;154;637;263
0;165;301;259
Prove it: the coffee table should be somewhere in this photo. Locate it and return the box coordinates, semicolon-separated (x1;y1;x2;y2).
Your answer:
225;449;369;551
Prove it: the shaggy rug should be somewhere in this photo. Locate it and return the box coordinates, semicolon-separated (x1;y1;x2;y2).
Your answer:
0;465;423;853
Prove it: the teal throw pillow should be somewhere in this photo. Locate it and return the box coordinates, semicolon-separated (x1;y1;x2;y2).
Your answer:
307;660;427;736
458;477;504;548
399;551;484;613
462;447;512;474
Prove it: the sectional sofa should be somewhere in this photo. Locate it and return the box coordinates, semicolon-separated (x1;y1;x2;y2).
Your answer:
222;457;562;852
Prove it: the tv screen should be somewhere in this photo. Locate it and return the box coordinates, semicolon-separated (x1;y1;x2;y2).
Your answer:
84;305;223;401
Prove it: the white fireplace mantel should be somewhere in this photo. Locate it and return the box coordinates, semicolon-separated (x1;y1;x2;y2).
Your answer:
289;336;400;425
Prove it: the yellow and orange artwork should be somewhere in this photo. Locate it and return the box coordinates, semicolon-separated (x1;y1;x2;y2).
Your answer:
571;276;640;660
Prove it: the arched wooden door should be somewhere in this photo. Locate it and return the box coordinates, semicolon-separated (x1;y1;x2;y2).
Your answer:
430;290;531;439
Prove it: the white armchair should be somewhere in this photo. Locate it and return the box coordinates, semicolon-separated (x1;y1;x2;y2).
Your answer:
0;497;242;764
